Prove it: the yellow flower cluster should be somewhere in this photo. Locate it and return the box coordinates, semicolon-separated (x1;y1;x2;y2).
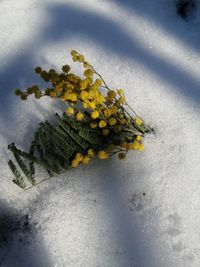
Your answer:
71;148;110;168
15;50;148;171
71;151;92;167
119;136;144;151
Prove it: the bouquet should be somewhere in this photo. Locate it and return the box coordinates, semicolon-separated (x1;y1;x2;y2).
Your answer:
8;50;153;189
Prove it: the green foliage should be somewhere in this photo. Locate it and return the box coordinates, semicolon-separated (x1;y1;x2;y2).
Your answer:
8;160;26;189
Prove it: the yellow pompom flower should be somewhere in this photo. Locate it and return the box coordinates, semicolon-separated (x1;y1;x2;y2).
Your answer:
117;89;124;95
131;141;140;150
50;91;57;98
95;79;102;87
71;50;77;57
88;101;96;110
72;55;78;62
83;102;88;109
107;90;116;101
103;108;112;117
75;152;83;163
87;90;95;100
76;111;84;121
82;156;90;165
80;79;89;90
136;135;142;141
99;120;107;128
66;107;74;115
63;92;77;102
90;121;97;129
78;54;85;62
80;91;89;100
88;148;95;157
135;117;143;126
91;110;99;119
102;129;110;136
98;150;108;160
120;118;126;125
109;117;117;126
71;159;79;168
117;96;125;105
83;69;94;77
95;94;105;105
110;105;118;114
71;50;77;58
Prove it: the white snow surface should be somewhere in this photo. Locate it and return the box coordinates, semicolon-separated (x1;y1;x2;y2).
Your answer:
0;0;200;266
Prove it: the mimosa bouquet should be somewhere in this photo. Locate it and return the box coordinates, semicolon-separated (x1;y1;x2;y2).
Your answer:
8;50;152;189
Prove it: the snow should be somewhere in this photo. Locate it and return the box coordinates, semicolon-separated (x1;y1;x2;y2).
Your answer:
0;0;200;266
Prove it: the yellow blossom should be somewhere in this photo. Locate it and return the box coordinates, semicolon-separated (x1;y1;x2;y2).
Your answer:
80;91;89;100
90;121;97;129
83;102;88;109
109;117;117;126
50;91;57;98
117;96;125;105
94;93;105;104
80;79;89;90
88;148;95;157
107;90;116;101
126;119;131;125
99;120;107;128
98;150;108;160
71;159;79;168
120;118;126;125
71;50;77;57
95;79;102;87
117;89;124;95
63;92;77;102
72;55;78;62
88;101;96;110
76;111;84;121
136;135;142;141
102;129;110;136
75;152;83;162
103;108;112;117
110;105;118;114
91;110;99;119
131;141;140;150
135;117;143;126
87;90;95;99
78;54;85;62
71;51;78;62
83;69;94;77
82;155;90;165
66;107;74;115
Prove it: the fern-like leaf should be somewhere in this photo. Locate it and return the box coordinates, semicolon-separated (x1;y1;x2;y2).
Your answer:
8;160;26;189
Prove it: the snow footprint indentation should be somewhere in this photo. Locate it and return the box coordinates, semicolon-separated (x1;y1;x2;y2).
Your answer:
166;212;195;264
